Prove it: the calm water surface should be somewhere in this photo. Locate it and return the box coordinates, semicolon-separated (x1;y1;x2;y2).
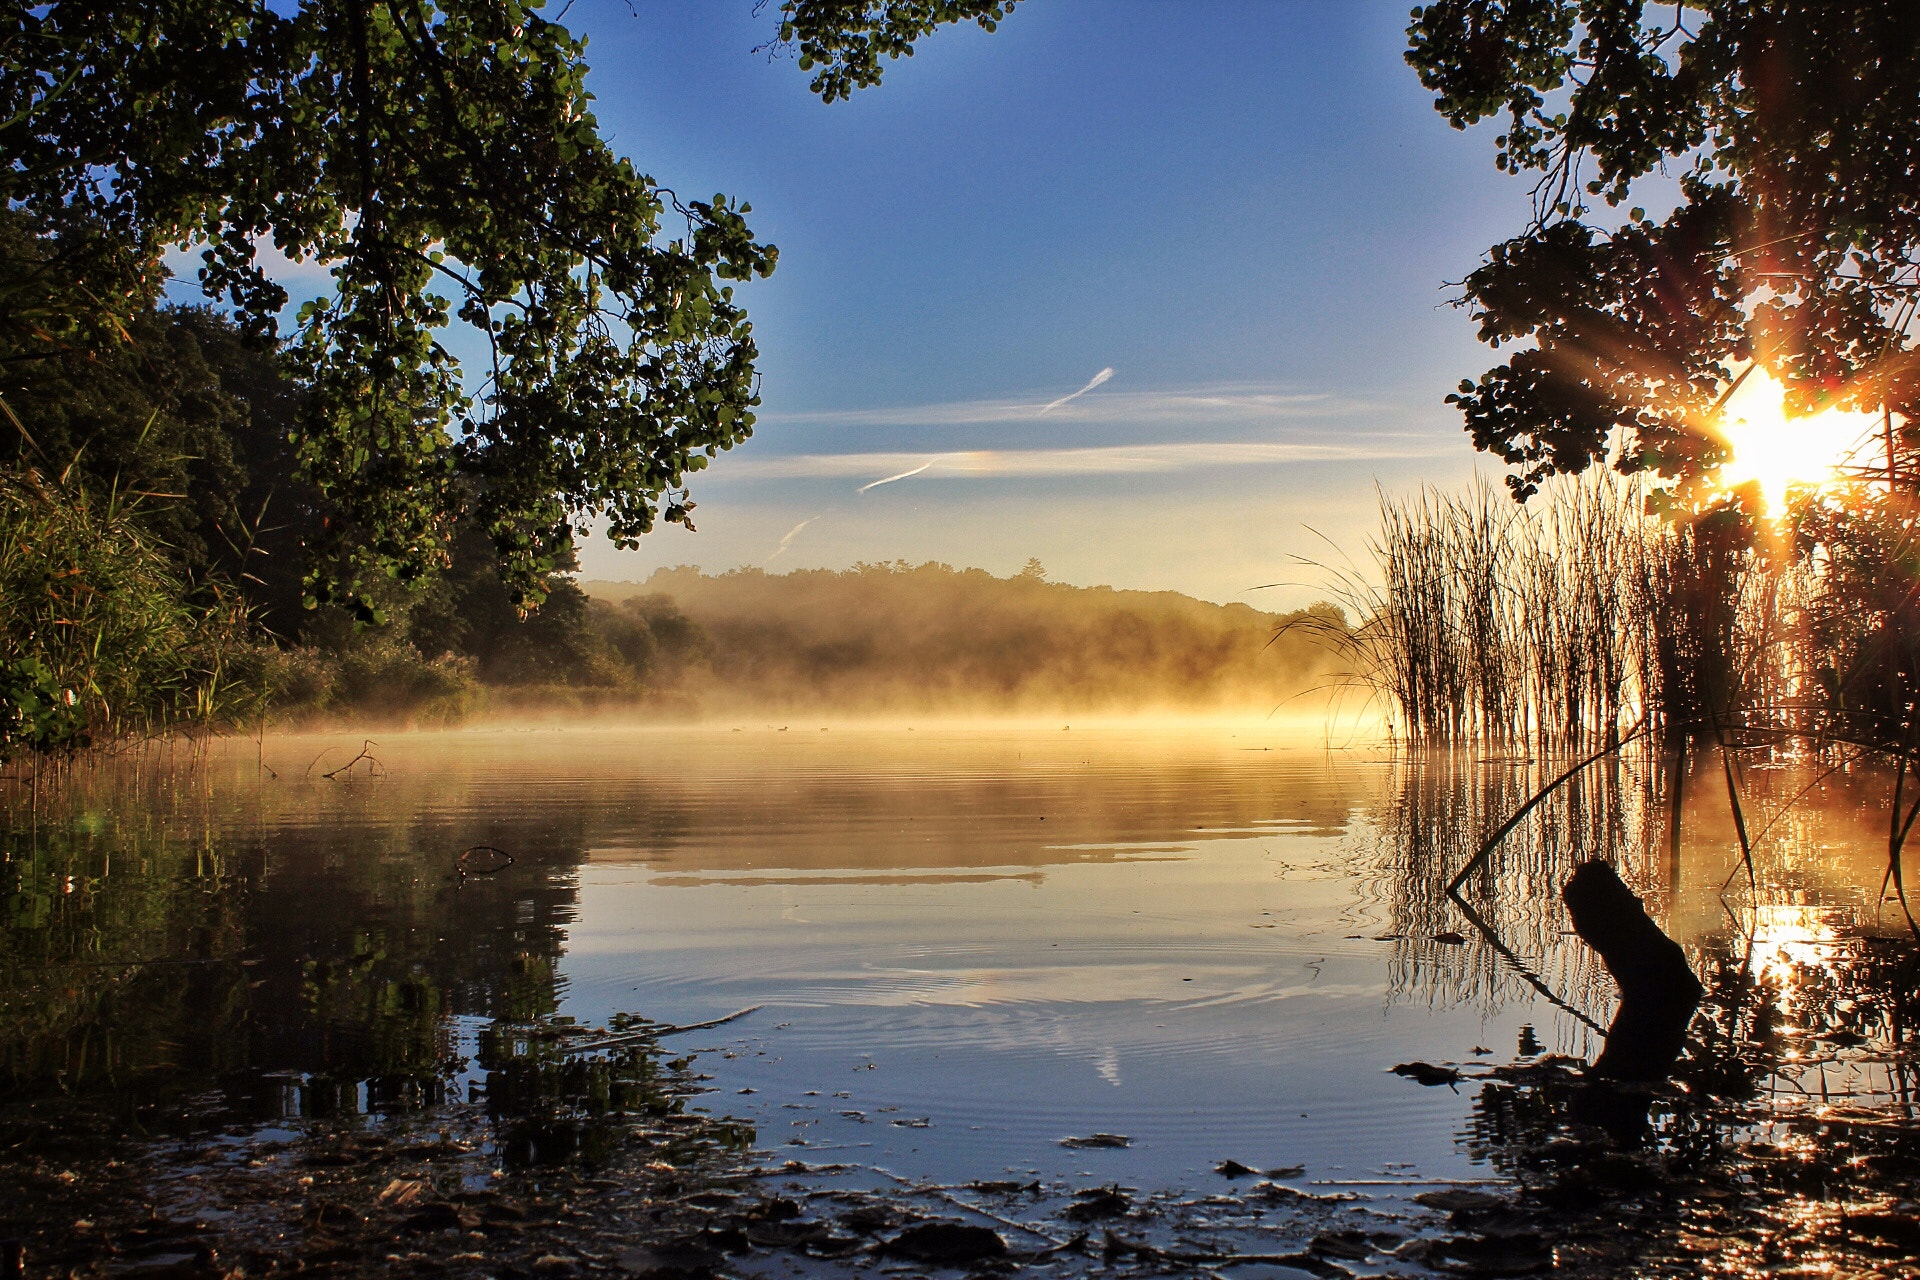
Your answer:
7;722;1919;1273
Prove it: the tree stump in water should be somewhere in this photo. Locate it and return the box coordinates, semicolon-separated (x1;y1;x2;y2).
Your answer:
1563;860;1703;1081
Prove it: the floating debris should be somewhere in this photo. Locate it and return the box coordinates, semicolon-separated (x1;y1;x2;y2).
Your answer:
456;844;514;877
1391;1061;1463;1087
1061;1133;1132;1149
1063;1185;1132;1221
882;1220;1009;1263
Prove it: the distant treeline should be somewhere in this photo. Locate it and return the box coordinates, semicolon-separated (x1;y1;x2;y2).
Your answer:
586;562;1346;716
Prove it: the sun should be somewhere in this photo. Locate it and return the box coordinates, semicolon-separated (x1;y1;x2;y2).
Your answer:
1713;368;1882;512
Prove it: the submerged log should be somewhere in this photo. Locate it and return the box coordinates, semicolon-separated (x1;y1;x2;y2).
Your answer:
1563;860;1703;1081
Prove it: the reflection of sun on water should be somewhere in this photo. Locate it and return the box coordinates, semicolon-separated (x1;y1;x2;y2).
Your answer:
1713;367;1882;512
1748;901;1841;996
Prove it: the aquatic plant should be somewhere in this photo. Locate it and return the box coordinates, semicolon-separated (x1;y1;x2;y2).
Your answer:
1299;470;1870;754
1297;472;1668;747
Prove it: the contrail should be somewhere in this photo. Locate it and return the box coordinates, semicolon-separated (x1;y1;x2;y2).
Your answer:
765;515;822;562
858;460;934;493
1040;366;1114;414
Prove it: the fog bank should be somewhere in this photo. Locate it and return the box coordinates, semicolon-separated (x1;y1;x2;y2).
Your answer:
585;561;1344;717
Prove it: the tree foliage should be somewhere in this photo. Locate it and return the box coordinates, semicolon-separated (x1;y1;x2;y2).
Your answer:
1406;2;1920;499
2;0;777;614
0;298;321;597
775;1;1019;101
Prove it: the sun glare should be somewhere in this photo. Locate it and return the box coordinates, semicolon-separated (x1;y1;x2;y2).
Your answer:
1748;902;1842;994
1713;368;1882;513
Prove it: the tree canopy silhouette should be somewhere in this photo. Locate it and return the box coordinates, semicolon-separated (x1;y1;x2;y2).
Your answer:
1406;1;1920;501
3;0;777;615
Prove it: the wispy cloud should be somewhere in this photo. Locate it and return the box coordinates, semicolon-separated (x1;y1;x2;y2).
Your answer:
765;514;823;562
857;460;936;493
756;382;1372;429
725;437;1454;484
1040;367;1114;414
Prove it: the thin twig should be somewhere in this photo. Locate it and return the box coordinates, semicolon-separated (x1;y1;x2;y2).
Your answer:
560;1005;764;1053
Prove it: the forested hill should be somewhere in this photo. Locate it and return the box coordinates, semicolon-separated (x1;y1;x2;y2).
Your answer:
584;562;1345;716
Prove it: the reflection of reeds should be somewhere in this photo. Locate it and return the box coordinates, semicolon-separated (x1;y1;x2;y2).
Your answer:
1364;740;1920;1058
1362;747;1666;1052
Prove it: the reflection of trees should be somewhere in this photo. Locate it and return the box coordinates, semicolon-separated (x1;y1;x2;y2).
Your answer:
479;1027;753;1170
0;759;591;1116
0;795;257;1100
0;763;765;1280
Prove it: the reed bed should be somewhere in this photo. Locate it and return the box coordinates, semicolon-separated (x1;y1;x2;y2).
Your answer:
1300;471;1808;751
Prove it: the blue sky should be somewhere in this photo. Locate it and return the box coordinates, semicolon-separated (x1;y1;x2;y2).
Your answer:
243;2;1550;606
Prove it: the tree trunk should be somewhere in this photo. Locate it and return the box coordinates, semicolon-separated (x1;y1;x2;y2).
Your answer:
1563;859;1702;1081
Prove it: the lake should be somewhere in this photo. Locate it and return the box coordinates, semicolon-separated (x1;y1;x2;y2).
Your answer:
5;723;1918;1276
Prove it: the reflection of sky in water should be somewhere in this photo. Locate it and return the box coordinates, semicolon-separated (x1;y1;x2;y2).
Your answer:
537;724;1521;1189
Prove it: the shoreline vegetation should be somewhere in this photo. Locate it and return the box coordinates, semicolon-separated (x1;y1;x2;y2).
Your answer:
1310;470;1920;759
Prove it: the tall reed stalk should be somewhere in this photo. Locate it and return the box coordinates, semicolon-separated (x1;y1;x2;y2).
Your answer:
1302;471;1800;750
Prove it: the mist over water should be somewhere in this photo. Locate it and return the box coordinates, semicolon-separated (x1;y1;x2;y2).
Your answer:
584;564;1347;718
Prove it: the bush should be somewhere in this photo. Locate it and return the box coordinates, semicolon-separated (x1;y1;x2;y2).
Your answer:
0;467;257;760
253;640;484;728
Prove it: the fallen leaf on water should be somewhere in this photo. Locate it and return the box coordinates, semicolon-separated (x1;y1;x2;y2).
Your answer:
1311;1229;1373;1260
378;1178;429;1208
1064;1187;1132;1221
616;1239;726;1277
883;1221;1008;1263
1415;1189;1505;1213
